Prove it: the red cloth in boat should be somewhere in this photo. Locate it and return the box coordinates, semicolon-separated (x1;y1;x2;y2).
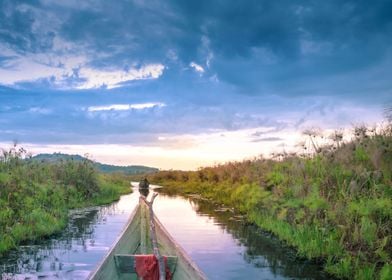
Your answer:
134;254;172;280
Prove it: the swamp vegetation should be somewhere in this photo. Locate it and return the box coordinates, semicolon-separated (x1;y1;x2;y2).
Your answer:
0;145;131;255
149;125;392;280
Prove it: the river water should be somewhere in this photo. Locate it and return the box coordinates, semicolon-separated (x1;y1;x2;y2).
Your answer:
0;186;330;280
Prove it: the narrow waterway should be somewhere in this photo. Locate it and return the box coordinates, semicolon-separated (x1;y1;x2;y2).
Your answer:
0;186;330;279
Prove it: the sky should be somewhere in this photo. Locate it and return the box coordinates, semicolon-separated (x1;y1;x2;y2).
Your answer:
0;0;391;170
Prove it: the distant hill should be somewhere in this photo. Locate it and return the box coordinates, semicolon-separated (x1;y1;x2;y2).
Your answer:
31;153;159;175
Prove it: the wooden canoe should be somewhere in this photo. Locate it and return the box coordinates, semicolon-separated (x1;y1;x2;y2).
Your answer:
88;195;207;280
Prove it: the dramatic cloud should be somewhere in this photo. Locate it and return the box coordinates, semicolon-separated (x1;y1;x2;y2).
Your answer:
0;0;391;168
0;44;164;89
1;0;391;95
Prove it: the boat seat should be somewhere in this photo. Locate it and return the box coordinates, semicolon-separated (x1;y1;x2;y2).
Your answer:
114;254;178;274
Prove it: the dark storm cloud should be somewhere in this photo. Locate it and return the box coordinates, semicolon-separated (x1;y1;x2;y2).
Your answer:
1;0;392;90
0;0;391;145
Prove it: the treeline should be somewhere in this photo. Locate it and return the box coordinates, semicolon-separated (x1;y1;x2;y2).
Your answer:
0;145;131;255
32;153;159;174
149;125;392;280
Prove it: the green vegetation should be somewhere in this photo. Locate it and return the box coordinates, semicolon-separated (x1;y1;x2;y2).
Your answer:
32;153;159;175
0;145;132;255
149;125;392;280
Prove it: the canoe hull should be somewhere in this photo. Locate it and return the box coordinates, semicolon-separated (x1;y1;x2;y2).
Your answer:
88;200;206;280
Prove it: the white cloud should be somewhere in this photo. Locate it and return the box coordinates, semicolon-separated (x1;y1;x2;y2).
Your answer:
77;64;165;89
87;102;166;112
0;45;165;89
0;46;74;84
189;62;205;73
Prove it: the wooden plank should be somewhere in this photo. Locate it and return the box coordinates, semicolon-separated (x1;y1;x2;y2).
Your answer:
114;254;178;274
140;204;147;254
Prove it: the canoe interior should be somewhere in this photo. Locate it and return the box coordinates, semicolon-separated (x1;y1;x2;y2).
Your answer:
88;198;206;280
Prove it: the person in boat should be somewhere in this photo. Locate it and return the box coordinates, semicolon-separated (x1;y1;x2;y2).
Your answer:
139;178;150;196
139;177;150;189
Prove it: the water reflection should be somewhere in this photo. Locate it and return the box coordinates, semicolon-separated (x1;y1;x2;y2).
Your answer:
154;191;331;280
0;188;330;279
0;195;138;279
189;198;331;279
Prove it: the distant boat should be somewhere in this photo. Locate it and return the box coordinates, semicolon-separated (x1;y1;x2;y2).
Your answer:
88;194;206;280
139;178;150;189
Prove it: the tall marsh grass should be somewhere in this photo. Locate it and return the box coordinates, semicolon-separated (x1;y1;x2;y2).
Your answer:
0;145;132;255
149;124;392;279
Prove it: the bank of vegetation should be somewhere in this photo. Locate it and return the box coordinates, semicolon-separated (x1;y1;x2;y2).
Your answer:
0;145;132;255
149;125;392;280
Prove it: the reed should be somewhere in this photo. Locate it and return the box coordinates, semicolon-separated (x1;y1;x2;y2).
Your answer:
0;145;132;255
149;125;392;280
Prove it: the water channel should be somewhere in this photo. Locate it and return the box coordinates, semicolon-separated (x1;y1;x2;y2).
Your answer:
0;186;330;279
